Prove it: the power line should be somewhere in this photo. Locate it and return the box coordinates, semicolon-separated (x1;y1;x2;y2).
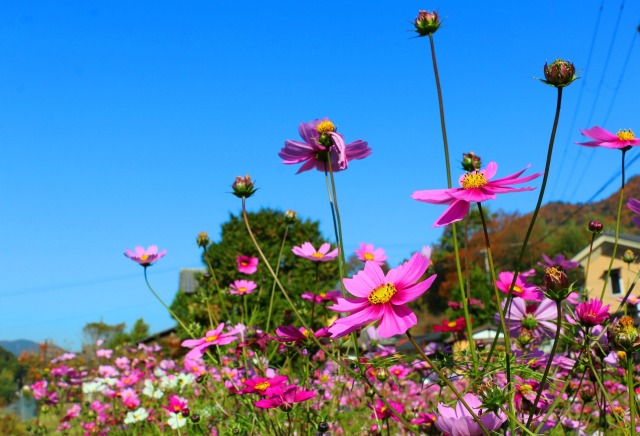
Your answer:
551;0;606;198
566;0;627;199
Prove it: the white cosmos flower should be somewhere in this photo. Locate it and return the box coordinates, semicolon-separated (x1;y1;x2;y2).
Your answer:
124;407;149;424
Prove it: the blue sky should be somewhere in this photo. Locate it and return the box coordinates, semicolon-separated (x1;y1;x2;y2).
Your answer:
2;1;639;351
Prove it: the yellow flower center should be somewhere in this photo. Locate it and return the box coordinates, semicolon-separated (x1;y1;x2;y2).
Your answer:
320;374;329;382
320;292;326;298
447;321;457;328
513;286;523;294
254;382;270;391
140;254;149;262
617;129;635;141
316;120;336;133
368;283;397;305
205;335;219;343
302;328;311;338
461;172;487;189
364;253;375;261
618;351;627;359
312;252;324;259
237;287;247;293
520;384;534;394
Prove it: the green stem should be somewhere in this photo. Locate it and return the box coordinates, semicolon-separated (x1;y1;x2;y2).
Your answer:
143;268;194;337
600;148;628;300
629;356;636;435
427;33;451;188
266;223;289;333
406;331;490;435
525;300;562;428
583;233;596;301
202;252;232;323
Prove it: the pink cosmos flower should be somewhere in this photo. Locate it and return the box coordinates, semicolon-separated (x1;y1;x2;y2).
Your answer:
618;294;640;305
254;385;315;410
575;298;610;326
412;162;542;227
628;197;640;227
181;323;238;359
279;118;371;174
538;253;579;271
496;271;542;301
229;279;257;295
327;252;436;338
354;243;387;266
370;398;405;422
274;325;330;344
576;126;640;149
120;388;140;409
435;393;507;436
301;290;341;304
501;297;558;339
236;255;258;274
124;245;166;267
292;242;338;262
243;375;289;396
163;395;188;414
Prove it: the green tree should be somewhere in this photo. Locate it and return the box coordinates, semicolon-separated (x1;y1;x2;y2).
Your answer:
171;208;340;336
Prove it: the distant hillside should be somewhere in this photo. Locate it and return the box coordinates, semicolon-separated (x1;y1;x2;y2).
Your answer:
0;340;41;357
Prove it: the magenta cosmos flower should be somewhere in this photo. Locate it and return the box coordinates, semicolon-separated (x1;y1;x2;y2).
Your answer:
327;252;436;338
278;118;371;174
435;393;507;436
538;253;579;271
412;162;542;227
577;126;640;149
496;271;542;301
229;279;257;295
124;245;166;267
292;242;338;262
354;243;387;266
575;298;610;327
301;290;341;304
254;385;315;410
628;197;640;226
236;255;258;274
181;323;238;359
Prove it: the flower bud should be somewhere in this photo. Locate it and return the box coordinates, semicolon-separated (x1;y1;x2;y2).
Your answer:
231;174;257;199
376;367;390;382
541;58;578;87
477;379;508;414
588;220;603;234
623;249;636;264
543;267;571;301
517;328;535;347
196;232;210;248
284;210;297;224
579;382;595;403
190;413;200;423
318;422;330;433
608;316;640;352
414;10;440;37
181;407;190;417
462;152;481;172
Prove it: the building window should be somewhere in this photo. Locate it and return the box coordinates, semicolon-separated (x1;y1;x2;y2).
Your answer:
610;269;622;295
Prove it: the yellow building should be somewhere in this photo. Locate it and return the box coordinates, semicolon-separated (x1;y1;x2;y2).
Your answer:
571;232;640;310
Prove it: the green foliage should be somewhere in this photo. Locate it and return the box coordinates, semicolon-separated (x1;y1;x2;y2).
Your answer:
82;319;150;350
0;346;25;406
171;208;339;335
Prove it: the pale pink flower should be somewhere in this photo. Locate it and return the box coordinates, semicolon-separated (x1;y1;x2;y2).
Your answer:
354;243;387;266
229;279;257;295
292;242;338;262
435;393;507;436
328;252;436;338
124;245;166;267
279;118;371;174
236;255;258;274
412;162;541;227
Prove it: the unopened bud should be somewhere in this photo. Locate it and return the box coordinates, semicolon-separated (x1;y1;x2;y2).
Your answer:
542;59;578;87
414;10;440;37
231;174;257;199
588;220;603;234
284;210;297;224
196;232;210;248
462;152;481;172
608;316;640;352
543;267;571;301
623;249;636;264
376;368;390;382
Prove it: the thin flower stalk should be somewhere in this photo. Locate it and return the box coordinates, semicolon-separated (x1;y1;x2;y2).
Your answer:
600;149;628;300
584;232;597;301
265;222;290;333
405;330;491;435
240;198;414;430
143;268;195;338
629;357;636;435
202;253;232;324
524;299;562;428
423;24;478;373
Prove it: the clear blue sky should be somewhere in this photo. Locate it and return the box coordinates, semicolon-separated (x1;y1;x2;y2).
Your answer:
2;1;639;351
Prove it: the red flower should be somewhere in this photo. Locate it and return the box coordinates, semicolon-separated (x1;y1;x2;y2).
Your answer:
433;317;468;333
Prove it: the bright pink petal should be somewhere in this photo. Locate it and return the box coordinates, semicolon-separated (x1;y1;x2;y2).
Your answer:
377;304;417;338
433;200;470;227
411;188;456;204
392;274;436;305
328;297;370;313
